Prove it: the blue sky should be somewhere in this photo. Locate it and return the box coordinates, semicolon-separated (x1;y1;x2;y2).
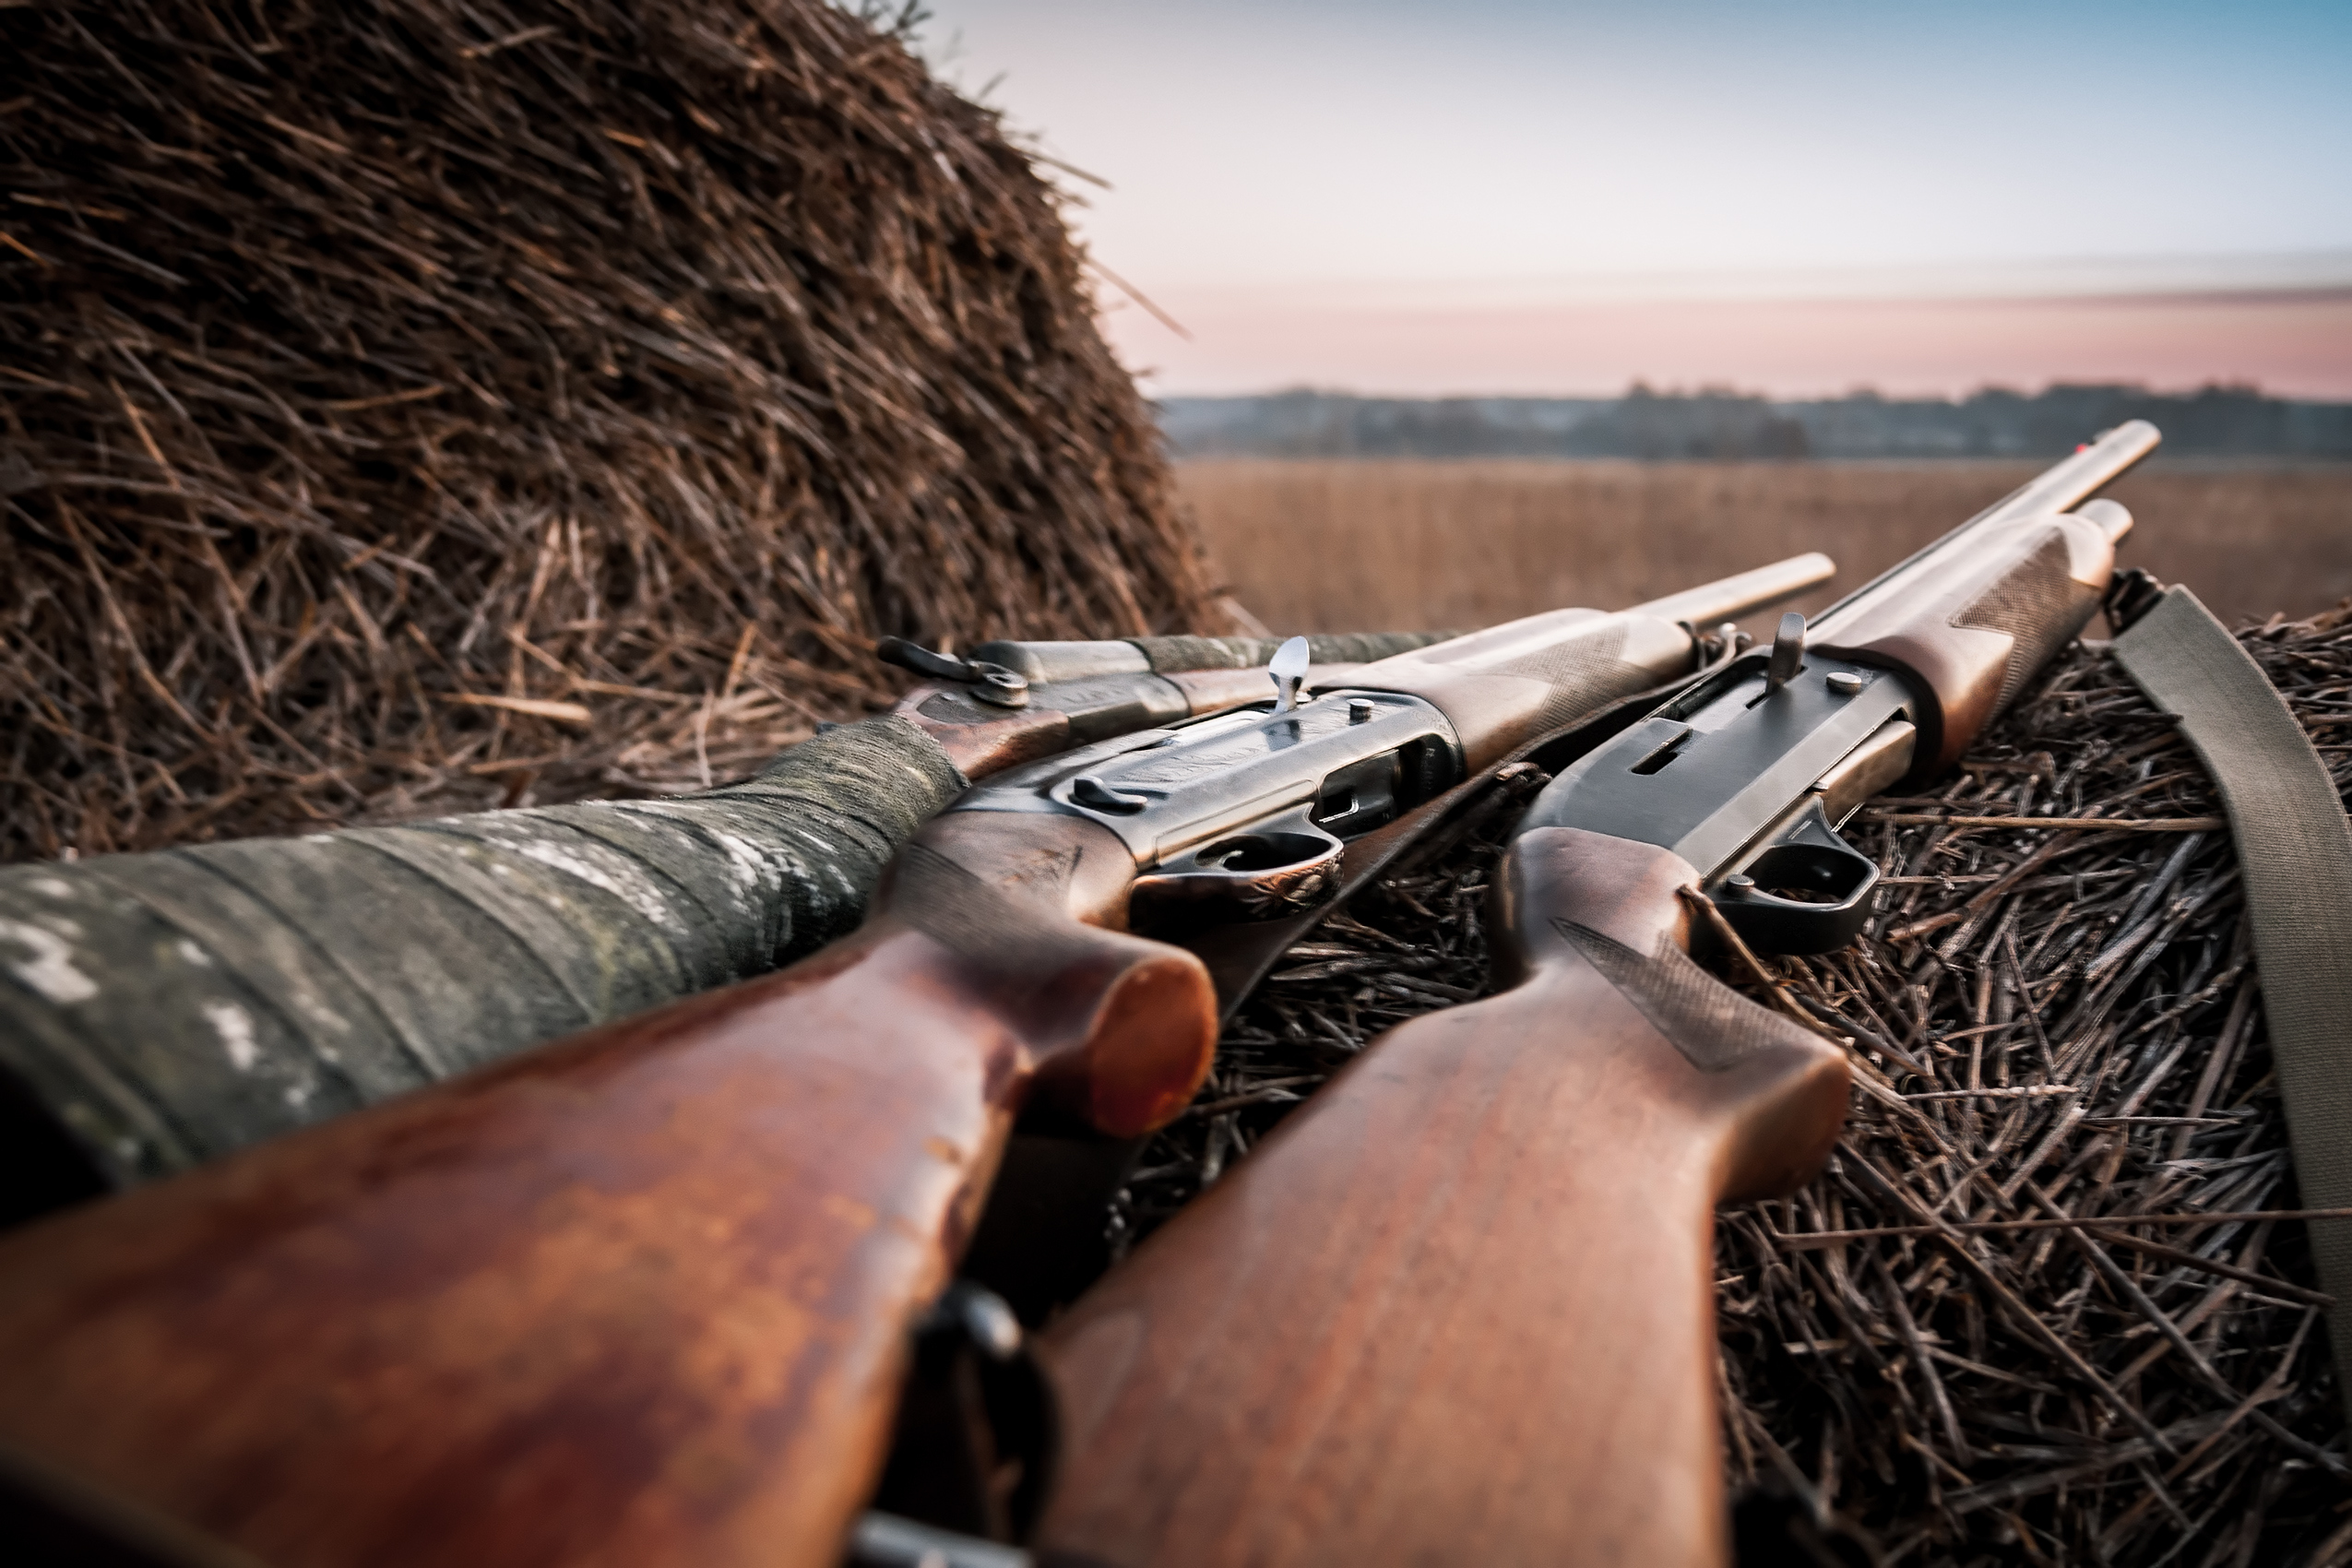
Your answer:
917;0;2351;285
909;1;2352;392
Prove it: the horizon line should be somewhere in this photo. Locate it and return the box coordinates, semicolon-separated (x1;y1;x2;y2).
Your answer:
1154;378;2345;405
1110;254;2352;315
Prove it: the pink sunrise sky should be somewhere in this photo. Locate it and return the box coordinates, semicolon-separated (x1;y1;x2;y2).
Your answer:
921;1;2352;399
1092;280;2352;401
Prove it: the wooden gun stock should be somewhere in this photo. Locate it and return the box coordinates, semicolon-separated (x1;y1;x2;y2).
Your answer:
0;562;1845;1562
0;813;1216;1568
1034;829;1848;1567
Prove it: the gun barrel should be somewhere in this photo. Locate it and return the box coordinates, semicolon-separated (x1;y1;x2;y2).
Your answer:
1812;419;2158;640
1993;417;2162;522
1629;552;1835;628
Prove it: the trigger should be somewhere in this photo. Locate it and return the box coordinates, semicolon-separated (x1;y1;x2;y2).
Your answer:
1708;797;1881;956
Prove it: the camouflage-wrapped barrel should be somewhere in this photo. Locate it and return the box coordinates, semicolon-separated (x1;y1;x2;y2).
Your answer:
0;630;1453;1221
0;718;965;1218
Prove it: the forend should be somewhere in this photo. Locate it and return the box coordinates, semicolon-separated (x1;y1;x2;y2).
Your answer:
1341;552;1837;773
1808;419;2158;774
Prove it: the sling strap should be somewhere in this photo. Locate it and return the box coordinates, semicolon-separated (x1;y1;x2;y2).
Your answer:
2112;587;2352;1401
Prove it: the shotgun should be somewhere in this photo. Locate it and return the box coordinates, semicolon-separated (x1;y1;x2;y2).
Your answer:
0;634;1431;1221
0;558;1832;1568
1030;422;2162;1567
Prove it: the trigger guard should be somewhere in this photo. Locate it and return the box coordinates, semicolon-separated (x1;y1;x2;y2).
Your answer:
1708;798;1880;956
1127;809;1344;935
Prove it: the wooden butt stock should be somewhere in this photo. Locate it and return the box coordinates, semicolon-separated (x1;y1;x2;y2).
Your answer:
1035;828;1850;1568
0;814;1216;1568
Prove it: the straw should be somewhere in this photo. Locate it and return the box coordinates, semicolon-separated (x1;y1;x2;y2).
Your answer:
1124;600;2352;1563
0;0;1219;863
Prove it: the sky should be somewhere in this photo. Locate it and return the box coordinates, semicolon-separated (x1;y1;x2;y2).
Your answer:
910;0;2352;397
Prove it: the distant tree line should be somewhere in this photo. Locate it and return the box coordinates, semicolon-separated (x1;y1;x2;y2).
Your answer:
1158;385;2352;460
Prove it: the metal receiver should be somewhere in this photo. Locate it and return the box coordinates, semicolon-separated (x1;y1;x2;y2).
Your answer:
1521;636;1915;953
954;685;1461;931
949;554;1839;936
882;642;1400;780
1521;422;2161;955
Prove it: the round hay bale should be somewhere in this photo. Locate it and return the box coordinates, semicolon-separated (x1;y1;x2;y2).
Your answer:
0;0;1218;862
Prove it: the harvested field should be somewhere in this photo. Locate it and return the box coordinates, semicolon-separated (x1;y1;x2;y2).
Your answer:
0;0;1216;865
1119;601;2352;1565
1182;458;2352;636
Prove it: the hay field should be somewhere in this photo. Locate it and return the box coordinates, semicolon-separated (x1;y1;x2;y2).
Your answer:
1182;459;2352;634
